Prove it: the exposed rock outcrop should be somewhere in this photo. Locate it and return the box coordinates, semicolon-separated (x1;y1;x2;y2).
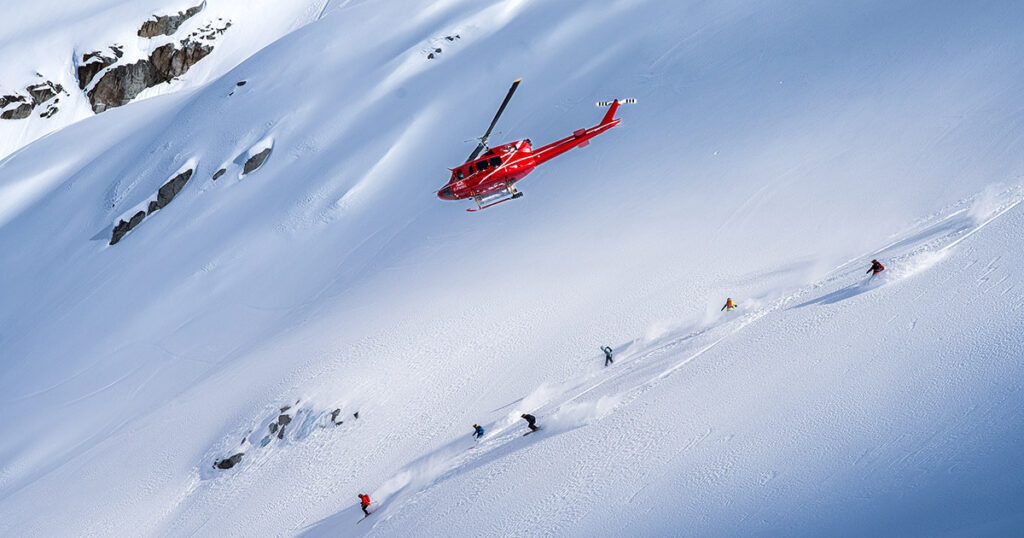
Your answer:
213;453;243;469
88;60;164;113
1;103;33;120
426;34;460;59
0;95;25;109
212;168;226;180
211;402;355;472
87;18;226;114
138;1;206;38
110;168;193;245
150;40;214;80
0;81;66;120
88;37;213;113
243;148;272;175
6;8;227;121
110;210;146;245
77;46;124;89
148;169;193;214
27;82;61;105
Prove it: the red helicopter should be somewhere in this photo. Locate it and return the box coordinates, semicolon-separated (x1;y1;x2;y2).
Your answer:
437;79;634;211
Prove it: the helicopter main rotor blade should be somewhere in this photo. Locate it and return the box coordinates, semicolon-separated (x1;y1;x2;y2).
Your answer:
466;78;521;162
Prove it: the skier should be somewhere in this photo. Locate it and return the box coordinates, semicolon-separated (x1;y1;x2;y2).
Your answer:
867;259;885;276
601;345;614;366
721;298;738;311
472;424;485;440
521;413;539;433
358;493;371;517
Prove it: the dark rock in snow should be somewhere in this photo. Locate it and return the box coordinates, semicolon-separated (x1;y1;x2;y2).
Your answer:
214;452;244;469
110;210;147;245
88;60;164;113
427;53;435;59
127;210;146;228
150;169;193;213
150;40;214;80
236;80;246;86
88;28;218;113
212;168;226;180
1;81;66;120
277;414;292;426
27;82;61;105
78;48;122;89
138;1;206;38
242;148;271;175
0;94;25;109
1;103;33;120
110;221;130;245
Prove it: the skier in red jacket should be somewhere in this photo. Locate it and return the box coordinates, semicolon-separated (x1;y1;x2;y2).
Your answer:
358;493;371;517
867;259;885;276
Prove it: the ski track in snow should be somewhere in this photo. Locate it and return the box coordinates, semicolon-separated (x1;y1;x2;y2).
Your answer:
4;1;1024;535
303;185;1024;535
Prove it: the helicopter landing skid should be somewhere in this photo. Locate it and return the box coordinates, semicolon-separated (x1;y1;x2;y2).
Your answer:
467;190;523;212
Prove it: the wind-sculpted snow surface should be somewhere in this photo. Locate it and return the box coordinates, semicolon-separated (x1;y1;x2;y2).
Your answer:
1;0;1024;536
328;187;1024;537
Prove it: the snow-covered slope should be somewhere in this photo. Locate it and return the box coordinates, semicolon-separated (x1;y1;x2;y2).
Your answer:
0;0;331;159
1;0;1023;536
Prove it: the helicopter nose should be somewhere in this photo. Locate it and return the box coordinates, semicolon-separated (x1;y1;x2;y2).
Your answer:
438;185;453;200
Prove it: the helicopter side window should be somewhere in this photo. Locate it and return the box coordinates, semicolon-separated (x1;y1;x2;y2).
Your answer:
477;160;489;171
489;157;502;167
455;169;464;180
467;163;475;173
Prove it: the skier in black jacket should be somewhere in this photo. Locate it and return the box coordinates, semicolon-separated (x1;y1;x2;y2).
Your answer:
521;413;539;432
601;345;614;367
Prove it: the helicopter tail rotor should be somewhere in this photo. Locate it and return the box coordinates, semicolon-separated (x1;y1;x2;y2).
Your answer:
596;98;637;107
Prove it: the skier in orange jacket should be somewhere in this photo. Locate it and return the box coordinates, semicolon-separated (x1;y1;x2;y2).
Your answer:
721;298;738;311
358;493;371;517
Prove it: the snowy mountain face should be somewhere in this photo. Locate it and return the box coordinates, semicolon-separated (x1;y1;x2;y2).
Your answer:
0;0;331;159
2;0;1023;536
